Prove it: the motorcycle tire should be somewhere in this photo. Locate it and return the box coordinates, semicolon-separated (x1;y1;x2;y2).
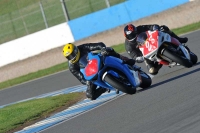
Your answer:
185;46;198;65
139;71;152;89
162;48;193;68
104;74;136;94
190;52;198;65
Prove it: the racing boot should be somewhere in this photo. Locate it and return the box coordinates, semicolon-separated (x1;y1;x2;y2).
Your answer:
92;87;107;100
170;31;188;43
147;62;162;75
145;59;156;75
86;81;95;100
178;37;188;44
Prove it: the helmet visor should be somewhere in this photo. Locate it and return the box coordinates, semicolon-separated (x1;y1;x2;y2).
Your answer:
66;46;78;61
125;29;137;41
136;32;148;47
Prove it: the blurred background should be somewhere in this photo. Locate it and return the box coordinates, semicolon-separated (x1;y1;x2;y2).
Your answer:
0;0;125;44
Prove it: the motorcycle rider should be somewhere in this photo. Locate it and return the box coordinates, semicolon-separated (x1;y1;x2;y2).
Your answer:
123;24;188;75
62;42;135;100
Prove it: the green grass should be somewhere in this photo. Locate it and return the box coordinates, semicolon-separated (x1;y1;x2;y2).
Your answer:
0;0;125;44
0;21;200;90
0;92;85;133
172;21;200;35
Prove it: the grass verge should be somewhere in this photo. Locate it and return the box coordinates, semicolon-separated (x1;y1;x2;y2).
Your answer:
0;21;200;90
0;92;86;133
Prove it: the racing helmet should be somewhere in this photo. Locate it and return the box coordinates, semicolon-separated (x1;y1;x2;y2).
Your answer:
63;43;80;64
124;24;137;41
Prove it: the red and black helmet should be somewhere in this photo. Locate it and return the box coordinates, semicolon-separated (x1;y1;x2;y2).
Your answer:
124;24;137;41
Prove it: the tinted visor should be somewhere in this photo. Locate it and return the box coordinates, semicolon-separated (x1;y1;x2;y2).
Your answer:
66;46;78;61
136;32;148;46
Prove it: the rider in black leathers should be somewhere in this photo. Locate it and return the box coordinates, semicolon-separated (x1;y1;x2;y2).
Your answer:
63;42;135;100
124;24;188;75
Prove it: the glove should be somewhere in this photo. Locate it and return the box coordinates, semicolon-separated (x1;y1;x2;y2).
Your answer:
160;25;170;31
101;47;114;56
135;56;144;63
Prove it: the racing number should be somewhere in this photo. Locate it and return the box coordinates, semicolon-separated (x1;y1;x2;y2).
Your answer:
140;31;158;56
145;41;152;51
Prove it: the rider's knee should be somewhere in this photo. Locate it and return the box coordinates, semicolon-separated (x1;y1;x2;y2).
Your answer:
149;67;159;75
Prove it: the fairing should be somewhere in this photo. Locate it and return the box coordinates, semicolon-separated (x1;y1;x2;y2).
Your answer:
80;53;100;80
138;31;159;58
104;56;140;87
137;30;191;65
80;53;141;90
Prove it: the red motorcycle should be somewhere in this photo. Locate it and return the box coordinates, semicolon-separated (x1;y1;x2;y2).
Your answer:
136;30;198;68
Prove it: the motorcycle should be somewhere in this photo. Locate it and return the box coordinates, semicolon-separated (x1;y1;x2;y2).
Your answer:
136;30;198;68
79;51;152;94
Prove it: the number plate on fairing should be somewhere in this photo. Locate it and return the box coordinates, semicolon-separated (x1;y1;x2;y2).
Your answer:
139;31;159;58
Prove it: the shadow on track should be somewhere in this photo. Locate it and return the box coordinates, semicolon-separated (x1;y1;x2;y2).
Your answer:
138;62;200;92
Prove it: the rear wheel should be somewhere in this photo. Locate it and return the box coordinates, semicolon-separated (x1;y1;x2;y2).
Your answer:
190;52;198;65
185;46;198;65
162;48;193;68
104;74;136;94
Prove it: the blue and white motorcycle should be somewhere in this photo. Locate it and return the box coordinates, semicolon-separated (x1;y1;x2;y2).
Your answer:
80;51;152;94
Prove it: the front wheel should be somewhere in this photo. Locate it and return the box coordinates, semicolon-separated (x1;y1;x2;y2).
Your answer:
104;74;136;94
162;48;193;68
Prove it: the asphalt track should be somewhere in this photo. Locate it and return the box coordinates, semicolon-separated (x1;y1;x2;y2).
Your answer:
1;30;200;133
